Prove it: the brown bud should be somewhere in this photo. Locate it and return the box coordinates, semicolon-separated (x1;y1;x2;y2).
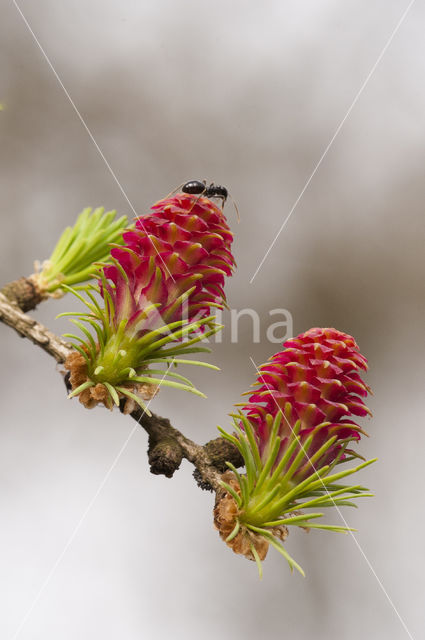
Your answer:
213;471;269;562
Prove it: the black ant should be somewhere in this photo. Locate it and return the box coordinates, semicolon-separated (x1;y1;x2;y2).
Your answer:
180;180;239;221
182;180;228;204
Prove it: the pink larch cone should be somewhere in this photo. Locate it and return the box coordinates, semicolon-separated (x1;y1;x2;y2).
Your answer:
102;193;235;334
215;328;375;576
64;191;235;412
243;327;372;480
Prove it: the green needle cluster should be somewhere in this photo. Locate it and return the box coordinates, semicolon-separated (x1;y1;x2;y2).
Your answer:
36;207;129;293
218;413;376;576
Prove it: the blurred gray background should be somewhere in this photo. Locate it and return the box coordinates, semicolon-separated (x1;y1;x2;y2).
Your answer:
1;1;424;638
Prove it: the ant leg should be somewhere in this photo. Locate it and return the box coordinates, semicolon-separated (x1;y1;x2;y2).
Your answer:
164;182;184;199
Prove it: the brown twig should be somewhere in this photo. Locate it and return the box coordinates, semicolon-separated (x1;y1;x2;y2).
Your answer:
0;288;243;486
0;292;71;363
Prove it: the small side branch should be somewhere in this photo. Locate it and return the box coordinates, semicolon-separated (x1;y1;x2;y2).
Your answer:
131;409;223;489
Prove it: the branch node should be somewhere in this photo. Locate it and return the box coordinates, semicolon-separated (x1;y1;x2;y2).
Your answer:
204;436;244;472
1;276;44;312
